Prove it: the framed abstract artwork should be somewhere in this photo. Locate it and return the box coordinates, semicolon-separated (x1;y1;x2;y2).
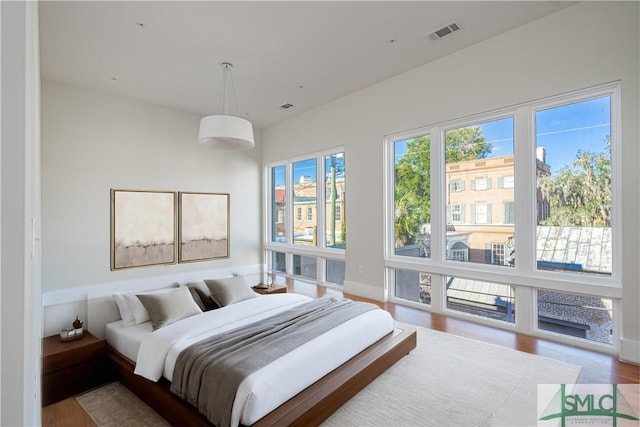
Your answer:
111;189;177;270
178;192;230;263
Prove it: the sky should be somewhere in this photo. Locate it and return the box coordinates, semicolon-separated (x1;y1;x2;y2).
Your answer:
395;95;611;175
273;155;346;186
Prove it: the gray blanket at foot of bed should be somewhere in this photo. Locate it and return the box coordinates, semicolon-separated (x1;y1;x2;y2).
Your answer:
171;297;377;427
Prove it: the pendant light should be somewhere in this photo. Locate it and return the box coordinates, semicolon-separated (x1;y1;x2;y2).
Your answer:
199;62;255;150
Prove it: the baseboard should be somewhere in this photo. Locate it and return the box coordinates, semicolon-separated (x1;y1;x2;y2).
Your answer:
343;280;386;302
619;337;640;365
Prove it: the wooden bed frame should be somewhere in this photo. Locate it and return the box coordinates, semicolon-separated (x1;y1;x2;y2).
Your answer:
107;324;417;427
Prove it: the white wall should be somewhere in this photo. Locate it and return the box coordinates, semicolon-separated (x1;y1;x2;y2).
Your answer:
262;2;639;359
1;1;42;425
41;81;263;293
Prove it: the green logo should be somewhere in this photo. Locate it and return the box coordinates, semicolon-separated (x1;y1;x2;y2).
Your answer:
539;384;639;426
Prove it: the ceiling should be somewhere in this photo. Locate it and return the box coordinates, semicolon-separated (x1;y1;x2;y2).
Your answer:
39;1;573;129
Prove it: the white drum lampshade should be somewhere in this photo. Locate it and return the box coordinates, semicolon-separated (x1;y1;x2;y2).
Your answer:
198;115;255;150
199;62;255;150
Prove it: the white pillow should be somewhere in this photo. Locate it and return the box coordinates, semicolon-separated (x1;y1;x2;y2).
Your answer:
137;287;202;330
113;283;178;327
204;276;258;307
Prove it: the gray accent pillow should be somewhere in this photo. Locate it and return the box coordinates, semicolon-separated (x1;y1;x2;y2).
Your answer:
136;287;202;330
204;276;258;307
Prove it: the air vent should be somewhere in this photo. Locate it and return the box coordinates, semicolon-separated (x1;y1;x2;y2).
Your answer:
279;103;294;110
427;22;460;42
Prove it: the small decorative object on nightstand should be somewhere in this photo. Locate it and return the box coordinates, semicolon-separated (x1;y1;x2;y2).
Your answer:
42;330;108;406
252;283;287;295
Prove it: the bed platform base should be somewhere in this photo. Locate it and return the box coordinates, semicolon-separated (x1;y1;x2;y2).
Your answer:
107;324;417;426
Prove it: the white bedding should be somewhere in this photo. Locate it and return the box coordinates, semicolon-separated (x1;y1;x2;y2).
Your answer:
107;293;394;427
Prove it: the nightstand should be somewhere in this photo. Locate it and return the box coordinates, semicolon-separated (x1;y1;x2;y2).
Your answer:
42;331;109;406
252;284;288;295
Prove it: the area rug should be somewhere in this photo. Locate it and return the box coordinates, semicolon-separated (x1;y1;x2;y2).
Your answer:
76;382;170;427
322;326;581;427
77;327;581;427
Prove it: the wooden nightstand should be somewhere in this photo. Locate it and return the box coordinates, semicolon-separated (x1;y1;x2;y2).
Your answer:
42;331;109;406
252;284;287;295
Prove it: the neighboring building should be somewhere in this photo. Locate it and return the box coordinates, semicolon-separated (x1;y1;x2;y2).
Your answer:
445;151;550;264
273;177;345;246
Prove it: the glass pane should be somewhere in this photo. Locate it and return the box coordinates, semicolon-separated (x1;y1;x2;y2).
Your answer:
293;254;317;280
537;290;613;345
326;259;345;286
535;96;612;276
293;159;317;246
271;251;286;273
446;276;515;323
394;269;431;305
271;165;286;243
325;153;346;249
445;117;515;267
394;134;431;258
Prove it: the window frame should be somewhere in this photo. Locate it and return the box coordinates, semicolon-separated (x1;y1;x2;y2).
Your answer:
265;147;346;289
384;82;621;354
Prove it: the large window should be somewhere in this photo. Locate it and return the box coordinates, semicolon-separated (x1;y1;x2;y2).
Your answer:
266;148;346;287
270;165;286;243
444;116;514;267
293;159;317;246
394;133;431;259
385;83;620;350
535;96;612;276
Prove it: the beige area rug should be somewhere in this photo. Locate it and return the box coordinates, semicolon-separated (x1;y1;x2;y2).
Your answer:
76;382;170;427
322;327;581;427
77;327;581;427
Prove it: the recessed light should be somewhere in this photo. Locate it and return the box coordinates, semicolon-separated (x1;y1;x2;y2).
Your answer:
136;22;146;29
298;85;304;89
110;76;118;81
388;39;397;44
279;103;294;110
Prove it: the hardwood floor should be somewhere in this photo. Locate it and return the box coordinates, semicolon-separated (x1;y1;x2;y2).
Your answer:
42;281;639;426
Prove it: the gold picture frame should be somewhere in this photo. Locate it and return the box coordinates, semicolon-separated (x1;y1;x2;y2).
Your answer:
110;189;177;270
178;192;230;263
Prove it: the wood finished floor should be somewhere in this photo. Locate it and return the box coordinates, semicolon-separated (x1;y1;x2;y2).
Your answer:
43;282;639;426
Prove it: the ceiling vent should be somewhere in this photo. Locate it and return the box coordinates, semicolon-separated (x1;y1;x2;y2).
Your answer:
279;103;294;110
427;22;460;42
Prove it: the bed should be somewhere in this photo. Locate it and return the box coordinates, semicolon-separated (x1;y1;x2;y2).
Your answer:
102;280;416;427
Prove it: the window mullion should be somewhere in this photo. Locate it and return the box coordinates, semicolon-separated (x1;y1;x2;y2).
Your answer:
514;105;534;273
430;126;445;262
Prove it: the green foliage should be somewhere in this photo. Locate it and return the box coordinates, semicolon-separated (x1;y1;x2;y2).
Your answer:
394;127;491;246
540;141;611;227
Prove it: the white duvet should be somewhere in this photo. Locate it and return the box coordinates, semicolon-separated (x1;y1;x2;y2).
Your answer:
133;293;394;427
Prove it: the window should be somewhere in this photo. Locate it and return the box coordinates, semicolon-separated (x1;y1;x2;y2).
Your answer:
270;165;286;243
472;203;491;224
472;178;491;191
450;180;465;192
385;83;619;350
326;259;345;285
446;276;515;323
325;152;346;248
535;96;612;276
394;269;431;305
537;290;613;345
293;254;317;280
293;159;317;246
445;116;514;267
266;148;346;289
449;204;464;223
394;133;431;259
499;176;514;189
